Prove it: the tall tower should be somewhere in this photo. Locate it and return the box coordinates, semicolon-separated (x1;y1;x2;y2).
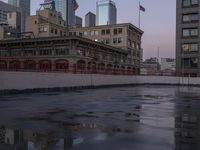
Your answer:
8;0;30;32
96;0;117;25
54;0;78;27
176;0;199;77
85;12;96;27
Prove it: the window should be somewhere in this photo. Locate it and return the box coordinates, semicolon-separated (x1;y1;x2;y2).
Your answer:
51;28;54;33
101;30;105;35
182;57;198;68
183;0;198;7
83;31;87;36
113;28;123;35
39;49;52;56
79;32;83;36
55;48;69;55
182;13;198;23
39;26;47;33
114;29;118;35
10;50;21;56
191;28;198;36
105;39;110;44
118;28;123;34
55;29;58;34
24;50;36;56
106;29;110;34
113;38;117;44
118;37;122;44
136;44;140;49
191;0;198;5
91;31;95;36
44;27;47;32
95;31;99;35
77;49;85;56
9;13;12;18
0;50;8;57
102;39;110;44
182;28;198;37
182;43;198;53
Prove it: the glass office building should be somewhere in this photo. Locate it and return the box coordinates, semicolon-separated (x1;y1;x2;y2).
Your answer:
54;0;76;27
96;0;117;25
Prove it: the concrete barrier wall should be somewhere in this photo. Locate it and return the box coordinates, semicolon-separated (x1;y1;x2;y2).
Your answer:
1;71;200;91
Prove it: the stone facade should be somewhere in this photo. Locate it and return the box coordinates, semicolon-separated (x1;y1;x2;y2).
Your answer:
69;23;143;72
0;36;136;74
26;9;68;38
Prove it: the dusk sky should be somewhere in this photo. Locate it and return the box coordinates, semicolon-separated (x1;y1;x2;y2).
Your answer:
1;0;176;59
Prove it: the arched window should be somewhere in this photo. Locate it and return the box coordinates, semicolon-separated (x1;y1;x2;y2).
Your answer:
98;63;105;71
0;60;7;70
77;60;86;71
55;59;69;71
88;62;96;71
24;60;36;70
39;60;52;71
9;60;21;70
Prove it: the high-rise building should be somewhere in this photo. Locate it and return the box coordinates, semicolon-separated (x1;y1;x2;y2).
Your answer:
54;0;79;27
0;1;21;23
176;0;200;77
75;16;82;27
0;1;22;39
8;0;30;32
85;12;96;27
96;0;117;25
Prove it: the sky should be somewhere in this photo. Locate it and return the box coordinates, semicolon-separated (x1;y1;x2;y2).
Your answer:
1;0;176;59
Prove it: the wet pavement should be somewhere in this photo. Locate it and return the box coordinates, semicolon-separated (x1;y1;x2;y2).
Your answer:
0;85;200;150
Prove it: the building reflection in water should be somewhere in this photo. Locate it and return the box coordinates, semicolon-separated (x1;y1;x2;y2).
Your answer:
0;122;118;150
0;126;28;150
0;126;75;150
175;87;200;150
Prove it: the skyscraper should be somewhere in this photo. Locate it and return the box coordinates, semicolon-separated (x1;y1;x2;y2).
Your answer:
96;0;117;26
75;16;82;27
85;12;96;27
8;0;30;32
54;0;79;27
176;0;200;77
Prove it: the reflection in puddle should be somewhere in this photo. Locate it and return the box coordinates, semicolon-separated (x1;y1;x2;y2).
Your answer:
0;86;200;150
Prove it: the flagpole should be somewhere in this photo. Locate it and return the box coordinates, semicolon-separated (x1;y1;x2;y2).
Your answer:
139;1;140;29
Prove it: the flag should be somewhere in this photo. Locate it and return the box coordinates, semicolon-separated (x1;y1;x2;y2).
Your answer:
140;5;145;12
72;0;79;11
